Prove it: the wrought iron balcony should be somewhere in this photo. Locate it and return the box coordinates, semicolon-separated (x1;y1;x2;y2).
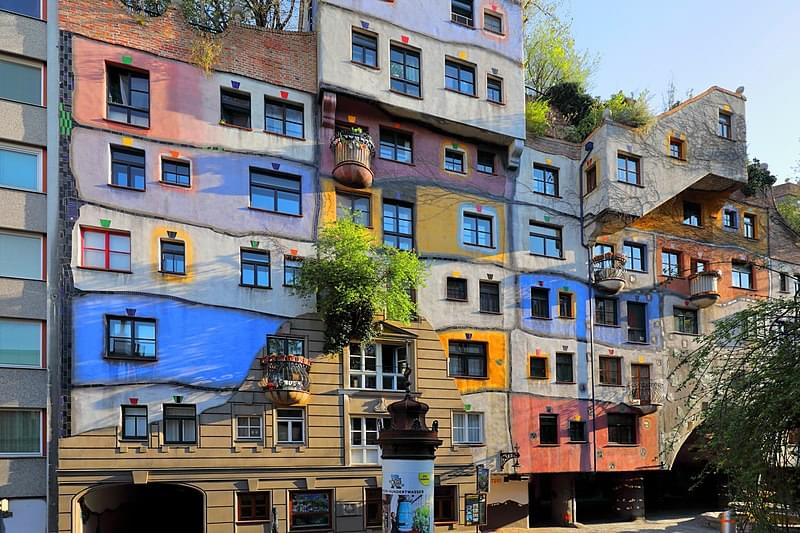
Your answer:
627;380;664;407
259;353;311;406
331;130;375;189
690;270;722;308
592;253;627;294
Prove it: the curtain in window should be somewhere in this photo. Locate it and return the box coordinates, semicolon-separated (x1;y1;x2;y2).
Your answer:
0;411;39;453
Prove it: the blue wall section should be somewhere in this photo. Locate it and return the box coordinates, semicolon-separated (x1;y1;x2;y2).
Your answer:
592;291;662;349
519;274;590;340
73;293;285;388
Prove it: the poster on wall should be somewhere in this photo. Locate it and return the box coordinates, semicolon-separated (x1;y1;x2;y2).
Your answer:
382;459;435;533
464;493;487;526
476;465;490;493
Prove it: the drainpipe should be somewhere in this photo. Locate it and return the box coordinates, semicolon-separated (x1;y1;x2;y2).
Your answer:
576;141;597;473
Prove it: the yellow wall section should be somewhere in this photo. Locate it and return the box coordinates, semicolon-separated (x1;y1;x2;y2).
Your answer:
150;226;195;283
438;330;508;394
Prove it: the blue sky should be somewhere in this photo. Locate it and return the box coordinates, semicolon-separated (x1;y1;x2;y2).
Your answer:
567;0;800;181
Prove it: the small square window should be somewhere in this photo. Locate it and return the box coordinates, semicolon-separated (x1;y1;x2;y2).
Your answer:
0;318;42;367
608;413;636;444
81;227;131;272
558;292;574;319
221;88;251;128
479;281;500;313
161;158;190;187
106;315;156;359
732;262;753;289
379;128;413;163
529;356;547;379
623;242;646;272
352;30;378;68
0;410;42;455
445;60;476;96
669;137;684;159
121;405;148;440
236;415;263;440
110;146;146;190
444;149;465;173
277;408;305;444
683;201;702;226
241;249;270;288
616;153;640;185
446;277;468;301
451;0;474;26
0;143;42;192
674;307;698;334
555;352;573;383
160;240;186;275
238;491;270;523
250;168;302;215
487;76;503;103
484;11;503;34
533;164;559;197
531;287;550;319
539;414;558;444
661;251;681;277
529;222;562;258
453;411;484;444
448;341;487;378
476;150;495;174
569;420;586;442
389;45;421;97
691;259;707;274
599;356;621;385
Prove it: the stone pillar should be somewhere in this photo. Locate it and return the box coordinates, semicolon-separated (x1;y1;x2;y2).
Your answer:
613;474;645;521
551;474;576;526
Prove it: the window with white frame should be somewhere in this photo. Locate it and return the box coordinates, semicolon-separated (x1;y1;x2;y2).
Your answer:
0;143;42;192
236;415;263;441
0;231;42;280
349;343;408;391
276;408;305;444
452;412;483;444
0;409;42;455
350;416;386;464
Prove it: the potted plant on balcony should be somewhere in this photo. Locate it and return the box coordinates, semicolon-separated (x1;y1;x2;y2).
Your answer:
330;127;376;189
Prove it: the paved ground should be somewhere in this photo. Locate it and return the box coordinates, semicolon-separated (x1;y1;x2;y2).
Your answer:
496;511;721;533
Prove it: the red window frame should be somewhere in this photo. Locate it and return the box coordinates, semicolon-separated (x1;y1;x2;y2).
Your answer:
80;227;131;272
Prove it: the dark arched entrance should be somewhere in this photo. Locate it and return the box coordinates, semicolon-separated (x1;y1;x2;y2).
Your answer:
78;483;204;533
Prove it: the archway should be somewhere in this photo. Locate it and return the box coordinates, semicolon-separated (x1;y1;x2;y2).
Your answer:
77;483;204;533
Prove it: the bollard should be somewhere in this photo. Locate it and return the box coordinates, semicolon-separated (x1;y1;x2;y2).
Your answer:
719;510;736;533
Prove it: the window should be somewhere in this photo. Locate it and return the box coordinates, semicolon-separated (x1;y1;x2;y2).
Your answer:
446;277;468;301
448;341;487;378
0;0;40;17
743;214;755;239
487;76;503;103
531;287;550;319
529;356;547;379
389;45;420;97
593;243;614;269
627;302;647;343
240;249;269;288
238;492;270;522
220;88;251;128
608;413;636;444
661;251;680;277
691;259;707;274
236;415;263;441
674;307;698;334
594;297;618;326
80;228;131;272
533;164;558;197
0;318;41;367
277;408;305;444
569;420;586;442
452;412;483;444
267;336;305;357
529;222;562;258
599;356;622;385
106;316;156;359
556;353;573;383
669;137;684;159
463;213;493;247
0;409;41;455
265;99;304;139
718;110;732;138
445;60;476;96
160;158;190;187
444;149;465;173
434;485;458;524
250;168;301;215
337;192;371;226
616;153;640;184
476;150;495;174
352;30;378;67
289;490;332;531
479;281;500;313
723;209;738;229
121;405;147;440
284;255;302;286
349;343;407;390
585;164;597;193
779;272;788;293
107;66;149;127
110;146;145;190
558;292;574;318
732;262;753;289
160;240;185;275
365;488;382;528
379;128;413;163
0;143;41;192
623;242;645;272
383;200;413;250
539;414;558;444
350;416;386;464
484;11;503;33
683;201;701;226
450;0;473;25
164;404;196;444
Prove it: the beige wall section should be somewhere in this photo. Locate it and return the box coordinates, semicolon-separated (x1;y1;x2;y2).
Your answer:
58;315;478;532
0;188;47;233
0;11;47;60
0;99;46;146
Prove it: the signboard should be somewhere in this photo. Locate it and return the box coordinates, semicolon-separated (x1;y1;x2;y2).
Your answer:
476;466;490;493
382;459;435;533
464;493;487;526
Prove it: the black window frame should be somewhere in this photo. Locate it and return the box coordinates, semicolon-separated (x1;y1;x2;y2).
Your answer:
379;128;414;164
121;405;148;440
220;87;251;129
529;222;563;258
110;145;146;191
483;10;503;34
106;315;157;360
382;199;414;250
336;191;372;227
389;45;421;97
780;272;789;293
487;75;503;103
599;356;622;385
593;243;614;269
627;301;648;343
558;291;574;319
539;414;558;445
743;213;755;239
365;488;383;528
674;307;698;335
718;110;732;139
569;420;587;443
249;168;302;216
533;164;559;197
463;212;494;248
683;201;702;227
106;64;150;128
723;209;738;229
623;242;646;272
595;297;618;326
531;287;550;319
448;341;487;378
240;248;270;288
661;250;681;278
479;280;500;314
283;255;302;287
264;98;304;139
446;277;468;301
476;150;495;174
351;29;378;68
444;149;466;174
289;489;333;531
555;352;574;383
732;261;753;289
237;491;271;523
608;413;637;445
161;158;191;187
160;239;186;275
163;403;197;445
445;59;476;96
529;356;547;379
434;485;458;524
616;153;641;185
450;0;474;26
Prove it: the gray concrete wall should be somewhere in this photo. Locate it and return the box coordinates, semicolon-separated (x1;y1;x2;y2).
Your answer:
0;99;46;145
0;11;47;61
0;188;47;233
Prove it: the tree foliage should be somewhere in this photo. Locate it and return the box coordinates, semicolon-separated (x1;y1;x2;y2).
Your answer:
743;158;778;197
292;217;425;353
674;297;800;531
777;196;800;234
525;99;550;137
180;0;310;32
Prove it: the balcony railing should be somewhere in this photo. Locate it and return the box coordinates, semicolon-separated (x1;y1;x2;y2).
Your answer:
259;353;311;406
331;130;375;189
627;380;664;406
592;253;627;294
690;270;722;308
450;12;473;26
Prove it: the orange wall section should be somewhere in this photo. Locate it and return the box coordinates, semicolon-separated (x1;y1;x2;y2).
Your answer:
438;330;508;394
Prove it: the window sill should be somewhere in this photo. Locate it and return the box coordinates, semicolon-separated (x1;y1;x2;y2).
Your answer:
555;381;576;385
240;283;272;290
337;388;408;397
682;223;702;228
218;122;253;131
668;156;688;163
476;169;497;176
445;88;479;99
236;520;270;525
598;383;625;388
529;253;566;260
119;437;148;443
108;183;145;192
626;269;647;274
717;135;735;142
443;168;468;176
160;181;192;189
351;60;380;71
0;364;45;370
673;331;700;337
452;443;485;449
449;19;475;29
160;271;187;277
533;191;562;199
0;184;46;195
731;286;757;291
378;156;416;167
617;180;645;188
263;130;306;142
0;8;45;22
595;323;620;328
568;441;588;445
529;316;552;321
449;374;489;380
0;453;43;458
463;243;497;250
446;297;469;303
77;266;132;274
605;443;638;448
104;117;150;130
479;310;503;315
105;354;158;362
388;88;423;100
558;316;576;320
487;99;505;107
248;206;304;218
529;376;548;380
0;274;44;282
625;340;650;346
538;444;560;447
274;443;306;451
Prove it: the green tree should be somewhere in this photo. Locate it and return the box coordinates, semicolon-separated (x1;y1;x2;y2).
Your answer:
777;196;800;234
292;217;425;353
674;297;800;531
743;158;778;197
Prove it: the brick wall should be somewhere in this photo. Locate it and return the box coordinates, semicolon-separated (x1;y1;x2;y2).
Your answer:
60;0;317;94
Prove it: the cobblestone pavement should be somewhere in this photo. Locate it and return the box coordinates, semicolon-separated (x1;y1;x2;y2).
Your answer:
496;512;720;533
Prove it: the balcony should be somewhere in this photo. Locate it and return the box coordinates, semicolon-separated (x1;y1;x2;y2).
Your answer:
331;130;375;189
690;270;722;308
592;253;627;294
627;380;663;412
259;354;311;406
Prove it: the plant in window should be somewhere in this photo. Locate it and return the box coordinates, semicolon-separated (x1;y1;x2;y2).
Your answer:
292;217;425;353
